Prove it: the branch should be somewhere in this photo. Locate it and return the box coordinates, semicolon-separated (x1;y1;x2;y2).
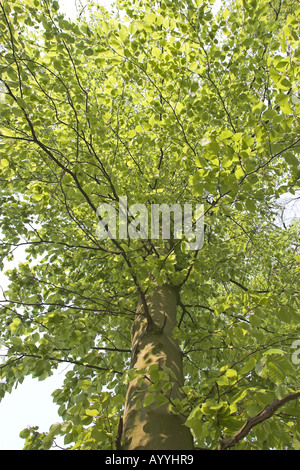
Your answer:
178;299;195;328
115;416;123;450
218;392;300;450
0;352;123;375
0;238;119;254
229;278;248;292
0;299;133;317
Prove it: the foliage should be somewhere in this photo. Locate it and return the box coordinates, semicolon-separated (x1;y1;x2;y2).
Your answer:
0;0;299;450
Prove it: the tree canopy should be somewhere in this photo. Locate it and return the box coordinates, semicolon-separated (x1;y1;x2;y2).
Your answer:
0;0;299;450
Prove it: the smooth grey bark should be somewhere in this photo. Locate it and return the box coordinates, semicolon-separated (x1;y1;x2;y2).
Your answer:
122;284;194;450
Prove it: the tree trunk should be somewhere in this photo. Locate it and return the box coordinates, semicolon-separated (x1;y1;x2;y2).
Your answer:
122;284;194;450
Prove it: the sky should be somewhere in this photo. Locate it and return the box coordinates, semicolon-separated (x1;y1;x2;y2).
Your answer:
59;0;113;18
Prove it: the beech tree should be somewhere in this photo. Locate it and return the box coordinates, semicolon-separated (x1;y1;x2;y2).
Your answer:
0;0;300;450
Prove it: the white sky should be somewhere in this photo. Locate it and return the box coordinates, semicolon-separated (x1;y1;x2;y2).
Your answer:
59;0;113;18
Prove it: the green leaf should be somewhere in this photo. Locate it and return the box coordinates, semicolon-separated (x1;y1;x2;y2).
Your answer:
264;349;285;356
128;129;137;138
245;199;256;212
219;129;233;140
16;97;26;108
145;12;157;24
292;439;300;450
91;429;109;441
78;379;92;389
226;368;238;379
266;362;286;385
19;428;31;439
0;158;9;169
9;317;21;331
84;48;93;56
240;357;257;375
143;393;155;407
148;364;160;382
284;152;299;167
85;409;98;417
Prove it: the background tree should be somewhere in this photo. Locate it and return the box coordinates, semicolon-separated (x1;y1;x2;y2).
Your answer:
0;0;299;450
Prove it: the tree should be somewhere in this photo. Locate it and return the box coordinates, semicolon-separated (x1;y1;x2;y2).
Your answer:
0;0;299;450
